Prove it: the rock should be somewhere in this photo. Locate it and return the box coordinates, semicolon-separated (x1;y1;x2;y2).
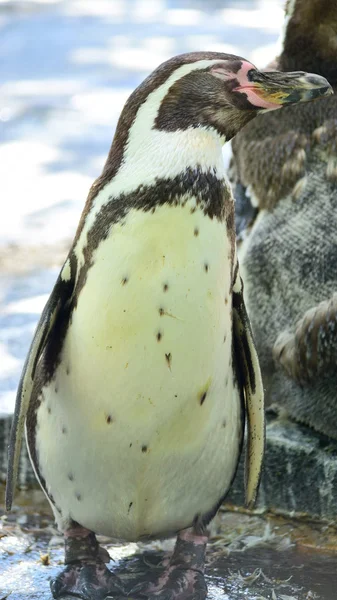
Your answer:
227;415;337;519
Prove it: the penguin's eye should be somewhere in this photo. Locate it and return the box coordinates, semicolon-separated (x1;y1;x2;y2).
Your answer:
247;69;261;82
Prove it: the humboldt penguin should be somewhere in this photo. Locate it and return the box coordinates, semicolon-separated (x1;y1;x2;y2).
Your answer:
6;52;332;600
230;0;337;440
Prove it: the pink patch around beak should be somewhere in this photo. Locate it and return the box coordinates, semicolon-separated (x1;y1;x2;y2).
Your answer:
235;87;282;110
234;61;282;110
212;61;282;111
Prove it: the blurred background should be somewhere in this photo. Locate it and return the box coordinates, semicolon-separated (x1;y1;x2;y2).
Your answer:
0;0;284;418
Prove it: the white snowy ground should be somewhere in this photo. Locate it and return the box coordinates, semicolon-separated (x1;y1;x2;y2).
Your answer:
0;0;284;414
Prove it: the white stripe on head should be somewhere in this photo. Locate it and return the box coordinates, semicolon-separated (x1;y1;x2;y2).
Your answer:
74;59;231;272
122;59;228;179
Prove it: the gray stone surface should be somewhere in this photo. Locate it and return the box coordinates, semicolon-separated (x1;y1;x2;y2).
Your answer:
228;415;337;520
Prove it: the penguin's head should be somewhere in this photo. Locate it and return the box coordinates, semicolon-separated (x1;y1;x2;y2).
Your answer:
87;52;332;209
123;52;332;142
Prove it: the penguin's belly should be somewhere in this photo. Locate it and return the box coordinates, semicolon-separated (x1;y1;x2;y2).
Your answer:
35;200;242;540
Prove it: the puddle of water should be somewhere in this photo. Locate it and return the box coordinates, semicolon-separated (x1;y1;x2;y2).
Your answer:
1;489;337;599
218;547;336;599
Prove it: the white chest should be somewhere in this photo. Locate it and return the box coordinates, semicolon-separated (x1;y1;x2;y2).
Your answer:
35;199;242;539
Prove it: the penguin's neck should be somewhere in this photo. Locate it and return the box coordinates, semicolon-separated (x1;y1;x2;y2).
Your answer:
83;126;228;248
120;126;226;187
74;73;230;270
74;125;230;275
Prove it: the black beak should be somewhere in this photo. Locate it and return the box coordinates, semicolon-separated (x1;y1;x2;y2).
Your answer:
235;69;333;110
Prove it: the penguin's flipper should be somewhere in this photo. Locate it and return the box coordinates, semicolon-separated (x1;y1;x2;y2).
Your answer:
232;268;265;508
273;294;337;386
5;266;74;511
233;182;258;240
228;157;258;241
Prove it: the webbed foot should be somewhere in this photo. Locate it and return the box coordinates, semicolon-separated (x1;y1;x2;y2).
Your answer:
140;567;207;600
131;529;208;600
50;560;125;599
50;522;125;599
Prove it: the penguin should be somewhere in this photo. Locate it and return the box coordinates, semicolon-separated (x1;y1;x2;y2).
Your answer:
230;0;337;440
5;52;332;600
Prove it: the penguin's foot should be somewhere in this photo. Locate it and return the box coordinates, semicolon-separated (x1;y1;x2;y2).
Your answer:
131;529;208;600
50;560;125;600
140;566;207;600
50;524;125;599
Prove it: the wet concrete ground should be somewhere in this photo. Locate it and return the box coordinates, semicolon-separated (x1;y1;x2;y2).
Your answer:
1;489;337;600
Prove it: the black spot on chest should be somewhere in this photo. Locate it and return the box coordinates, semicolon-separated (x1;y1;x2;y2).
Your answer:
200;392;207;405
165;353;172;369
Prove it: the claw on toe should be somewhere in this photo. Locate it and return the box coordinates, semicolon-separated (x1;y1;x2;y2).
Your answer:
50;561;125;600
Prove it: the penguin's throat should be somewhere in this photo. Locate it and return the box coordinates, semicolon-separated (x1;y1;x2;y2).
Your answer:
118;126;227;190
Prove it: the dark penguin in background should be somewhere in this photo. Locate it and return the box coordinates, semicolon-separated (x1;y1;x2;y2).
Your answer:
231;0;337;440
6;51;331;600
